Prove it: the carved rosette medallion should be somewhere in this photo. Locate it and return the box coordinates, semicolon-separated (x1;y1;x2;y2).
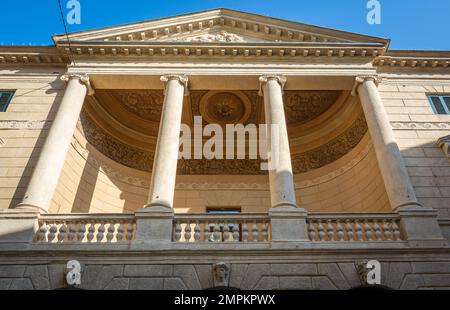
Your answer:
199;91;252;125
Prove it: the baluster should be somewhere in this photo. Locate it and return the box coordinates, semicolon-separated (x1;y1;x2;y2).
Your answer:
336;220;344;241
382;220;392;241
242;223;249;242
48;224;58;242
204;221;211;242
392;220;401;240
67;223;76;242
223;224;230;242
126;223;134;241
107;223;116;242
38;223;48;242
363;219;373;241
117;223;124;242
345;219;354;241
355;220;363;241
308;222;315;241
57;223;67;242
252;222;259;242
213;223;221;242
194;222;201;242
97;223;105;242
261;222;268;242
317;220;325;241
77;223;86;242
87;223;96;242
184;221;192;242
174;222;182;242
373;221;382;241
232;224;240;242
326;220;334;241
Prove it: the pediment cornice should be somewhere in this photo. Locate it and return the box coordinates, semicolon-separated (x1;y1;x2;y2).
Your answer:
53;8;389;47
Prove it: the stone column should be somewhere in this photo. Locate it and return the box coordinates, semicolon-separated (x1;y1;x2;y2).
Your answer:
15;74;93;213
259;75;307;242
353;76;420;211
353;75;446;246
145;75;188;210
135;75;188;244
259;75;297;209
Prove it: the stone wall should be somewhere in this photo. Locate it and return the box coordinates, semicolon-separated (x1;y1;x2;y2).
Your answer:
0;76;65;210
379;82;450;219
1;259;449;290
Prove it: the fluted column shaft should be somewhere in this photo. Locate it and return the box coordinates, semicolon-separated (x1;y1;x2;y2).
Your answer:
259;75;297;209
354;76;421;211
146;75;188;209
16;74;93;213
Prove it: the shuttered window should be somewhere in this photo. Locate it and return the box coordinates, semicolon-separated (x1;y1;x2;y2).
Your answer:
0;91;14;112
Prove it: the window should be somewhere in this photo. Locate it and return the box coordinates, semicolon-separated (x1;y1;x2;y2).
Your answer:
428;95;450;115
0;91;14;112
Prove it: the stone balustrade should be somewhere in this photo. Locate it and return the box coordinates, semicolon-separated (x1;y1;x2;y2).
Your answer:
35;214;136;243
33;212;407;244
173;213;270;242
307;213;404;242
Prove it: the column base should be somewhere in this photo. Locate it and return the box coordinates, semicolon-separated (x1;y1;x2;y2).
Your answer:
269;206;308;242
398;206;447;247
133;206;174;244
0;209;40;249
14;202;48;214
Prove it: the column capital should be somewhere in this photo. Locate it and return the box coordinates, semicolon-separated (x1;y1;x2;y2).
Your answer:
351;74;382;96
61;73;94;96
258;75;287;96
160;74;189;96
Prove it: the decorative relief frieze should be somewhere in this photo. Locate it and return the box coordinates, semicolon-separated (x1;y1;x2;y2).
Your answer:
78;111;154;171
292;115;368;173
0;120;49;130
175;31;245;42
70;134;371;190
284;91;340;125
77;109;367;176
110;90;164;122
391;122;450;130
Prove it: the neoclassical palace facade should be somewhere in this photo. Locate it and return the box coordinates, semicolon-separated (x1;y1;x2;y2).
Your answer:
0;9;450;290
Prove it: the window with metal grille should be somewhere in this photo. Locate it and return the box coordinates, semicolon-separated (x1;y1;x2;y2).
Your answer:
428;95;450;115
0;91;14;112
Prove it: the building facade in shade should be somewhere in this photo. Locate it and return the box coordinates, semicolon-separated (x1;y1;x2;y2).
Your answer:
0;9;450;290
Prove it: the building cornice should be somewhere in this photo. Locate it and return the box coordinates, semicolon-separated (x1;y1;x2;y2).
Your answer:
0;46;69;66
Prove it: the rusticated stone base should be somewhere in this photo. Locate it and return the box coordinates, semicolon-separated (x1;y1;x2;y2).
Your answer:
1;259;450;290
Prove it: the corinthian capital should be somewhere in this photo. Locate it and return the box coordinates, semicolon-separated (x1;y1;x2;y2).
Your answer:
61;73;94;96
258;75;287;96
160;74;189;96
351;74;382;96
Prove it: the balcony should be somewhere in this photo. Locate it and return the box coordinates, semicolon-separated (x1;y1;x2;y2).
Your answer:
33;212;409;250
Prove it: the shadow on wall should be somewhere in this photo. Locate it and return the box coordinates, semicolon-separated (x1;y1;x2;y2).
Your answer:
8;79;64;209
71;151;99;213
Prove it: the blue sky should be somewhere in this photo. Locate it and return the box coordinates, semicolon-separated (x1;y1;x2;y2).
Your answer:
1;0;449;50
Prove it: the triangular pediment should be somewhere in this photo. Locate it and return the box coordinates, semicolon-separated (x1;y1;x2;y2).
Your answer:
53;8;389;46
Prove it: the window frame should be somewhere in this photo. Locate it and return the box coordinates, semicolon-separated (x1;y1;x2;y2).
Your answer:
0;90;15;112
427;94;450;115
